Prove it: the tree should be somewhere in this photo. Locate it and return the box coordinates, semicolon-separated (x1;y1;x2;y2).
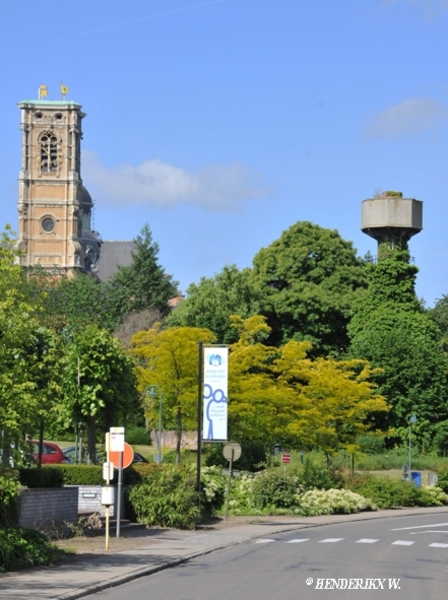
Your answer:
0;226;61;463
28;269;112;333
227;316;388;459
131;325;216;464
167;265;262;343
105;225;178;327
428;294;448;347
347;251;448;450
251;221;367;356
62;326;139;462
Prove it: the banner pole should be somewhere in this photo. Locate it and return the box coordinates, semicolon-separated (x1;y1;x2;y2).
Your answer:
197;342;203;499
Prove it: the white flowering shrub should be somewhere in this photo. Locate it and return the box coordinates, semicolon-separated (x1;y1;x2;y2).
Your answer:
418;486;448;507
200;466;227;510
294;488;377;517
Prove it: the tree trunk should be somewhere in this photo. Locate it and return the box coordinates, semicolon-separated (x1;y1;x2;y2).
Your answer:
87;416;96;464
176;408;182;465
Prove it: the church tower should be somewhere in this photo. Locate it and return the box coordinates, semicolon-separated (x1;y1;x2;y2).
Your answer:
17;98;100;273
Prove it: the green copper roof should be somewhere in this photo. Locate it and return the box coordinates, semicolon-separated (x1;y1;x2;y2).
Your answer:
18;100;82;107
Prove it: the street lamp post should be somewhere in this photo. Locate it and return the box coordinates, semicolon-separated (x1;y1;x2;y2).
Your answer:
143;385;163;464
408;413;417;473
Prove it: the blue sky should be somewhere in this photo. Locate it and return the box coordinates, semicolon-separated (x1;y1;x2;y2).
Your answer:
1;0;447;306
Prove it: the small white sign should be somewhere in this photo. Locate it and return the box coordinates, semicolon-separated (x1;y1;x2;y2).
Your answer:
101;485;115;506
102;462;114;481
110;427;125;452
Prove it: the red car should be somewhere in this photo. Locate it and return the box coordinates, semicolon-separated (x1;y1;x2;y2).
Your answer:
32;441;65;464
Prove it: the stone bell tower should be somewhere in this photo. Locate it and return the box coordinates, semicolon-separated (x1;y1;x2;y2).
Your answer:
17;99;87;273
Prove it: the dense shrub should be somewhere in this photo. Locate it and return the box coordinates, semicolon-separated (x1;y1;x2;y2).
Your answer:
294;489;377;516
346;474;448;509
129;465;200;529
18;467;64;488
199;466;226;514
252;470;302;510
204;441;267;472
435;464;448;493
300;459;341;490
0;471;21;525
0;526;58;572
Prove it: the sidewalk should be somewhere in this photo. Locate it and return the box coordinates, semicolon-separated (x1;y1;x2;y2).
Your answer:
1;506;447;600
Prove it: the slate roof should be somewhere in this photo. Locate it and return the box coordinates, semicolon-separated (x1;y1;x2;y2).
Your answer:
93;240;135;282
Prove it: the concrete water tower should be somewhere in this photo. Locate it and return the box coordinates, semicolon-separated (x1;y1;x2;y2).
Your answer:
361;191;423;258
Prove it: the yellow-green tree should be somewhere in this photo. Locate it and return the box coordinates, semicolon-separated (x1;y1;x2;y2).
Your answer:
131;325;216;463
275;344;390;462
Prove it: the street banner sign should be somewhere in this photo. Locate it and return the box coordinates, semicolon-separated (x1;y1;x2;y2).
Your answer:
203;346;228;441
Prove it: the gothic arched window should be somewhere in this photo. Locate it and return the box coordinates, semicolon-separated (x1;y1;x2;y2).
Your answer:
40;132;59;173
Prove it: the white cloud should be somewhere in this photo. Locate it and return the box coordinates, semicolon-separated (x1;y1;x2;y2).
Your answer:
362;97;448;140
82;150;271;211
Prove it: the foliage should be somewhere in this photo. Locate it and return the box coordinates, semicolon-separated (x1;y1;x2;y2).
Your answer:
18;467;64;488
251;470;302;509
204;440;267;472
348;252;448;442
0;526;58;572
0;471;21;525
300;459;339;490
435;464;448;494
428;294;448;349
62;325;140;462
104;224;178;327
114;307;163;349
346;474;448;508
167;265;262;344
132;324;216;463
0;226;62;452
251;221;367;356
125;426;152;446
28;269;112;333
198;465;227;512
128;465;200;529
293;488;377;516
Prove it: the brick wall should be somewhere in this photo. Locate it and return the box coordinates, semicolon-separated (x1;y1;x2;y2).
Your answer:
18;487;78;531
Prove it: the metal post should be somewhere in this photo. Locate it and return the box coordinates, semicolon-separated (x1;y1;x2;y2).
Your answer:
408;414;417;474
105;433;110;551
116;450;122;538
197;342;203;497
143;385;163;464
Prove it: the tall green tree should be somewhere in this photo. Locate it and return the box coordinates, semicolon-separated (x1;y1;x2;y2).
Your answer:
62;326;139;462
167;265;262;343
105;225;178;327
251;221;367;356
0;226;61;463
348;251;448;450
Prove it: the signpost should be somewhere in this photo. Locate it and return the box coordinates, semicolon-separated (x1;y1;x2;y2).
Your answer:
107;428;134;539
223;442;242;521
281;453;291;464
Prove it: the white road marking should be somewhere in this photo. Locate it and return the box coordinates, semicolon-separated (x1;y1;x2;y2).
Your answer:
319;538;344;543
255;539;275;543
285;538;309;543
429;543;448;548
410;531;448;535
391;522;448;531
392;540;414;546
356;538;379;543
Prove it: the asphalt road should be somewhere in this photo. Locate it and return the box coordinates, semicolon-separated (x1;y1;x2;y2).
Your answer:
93;514;448;600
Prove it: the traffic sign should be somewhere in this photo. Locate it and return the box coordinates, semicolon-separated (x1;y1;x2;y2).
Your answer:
223;442;241;462
281;453;291;464
110;442;134;469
